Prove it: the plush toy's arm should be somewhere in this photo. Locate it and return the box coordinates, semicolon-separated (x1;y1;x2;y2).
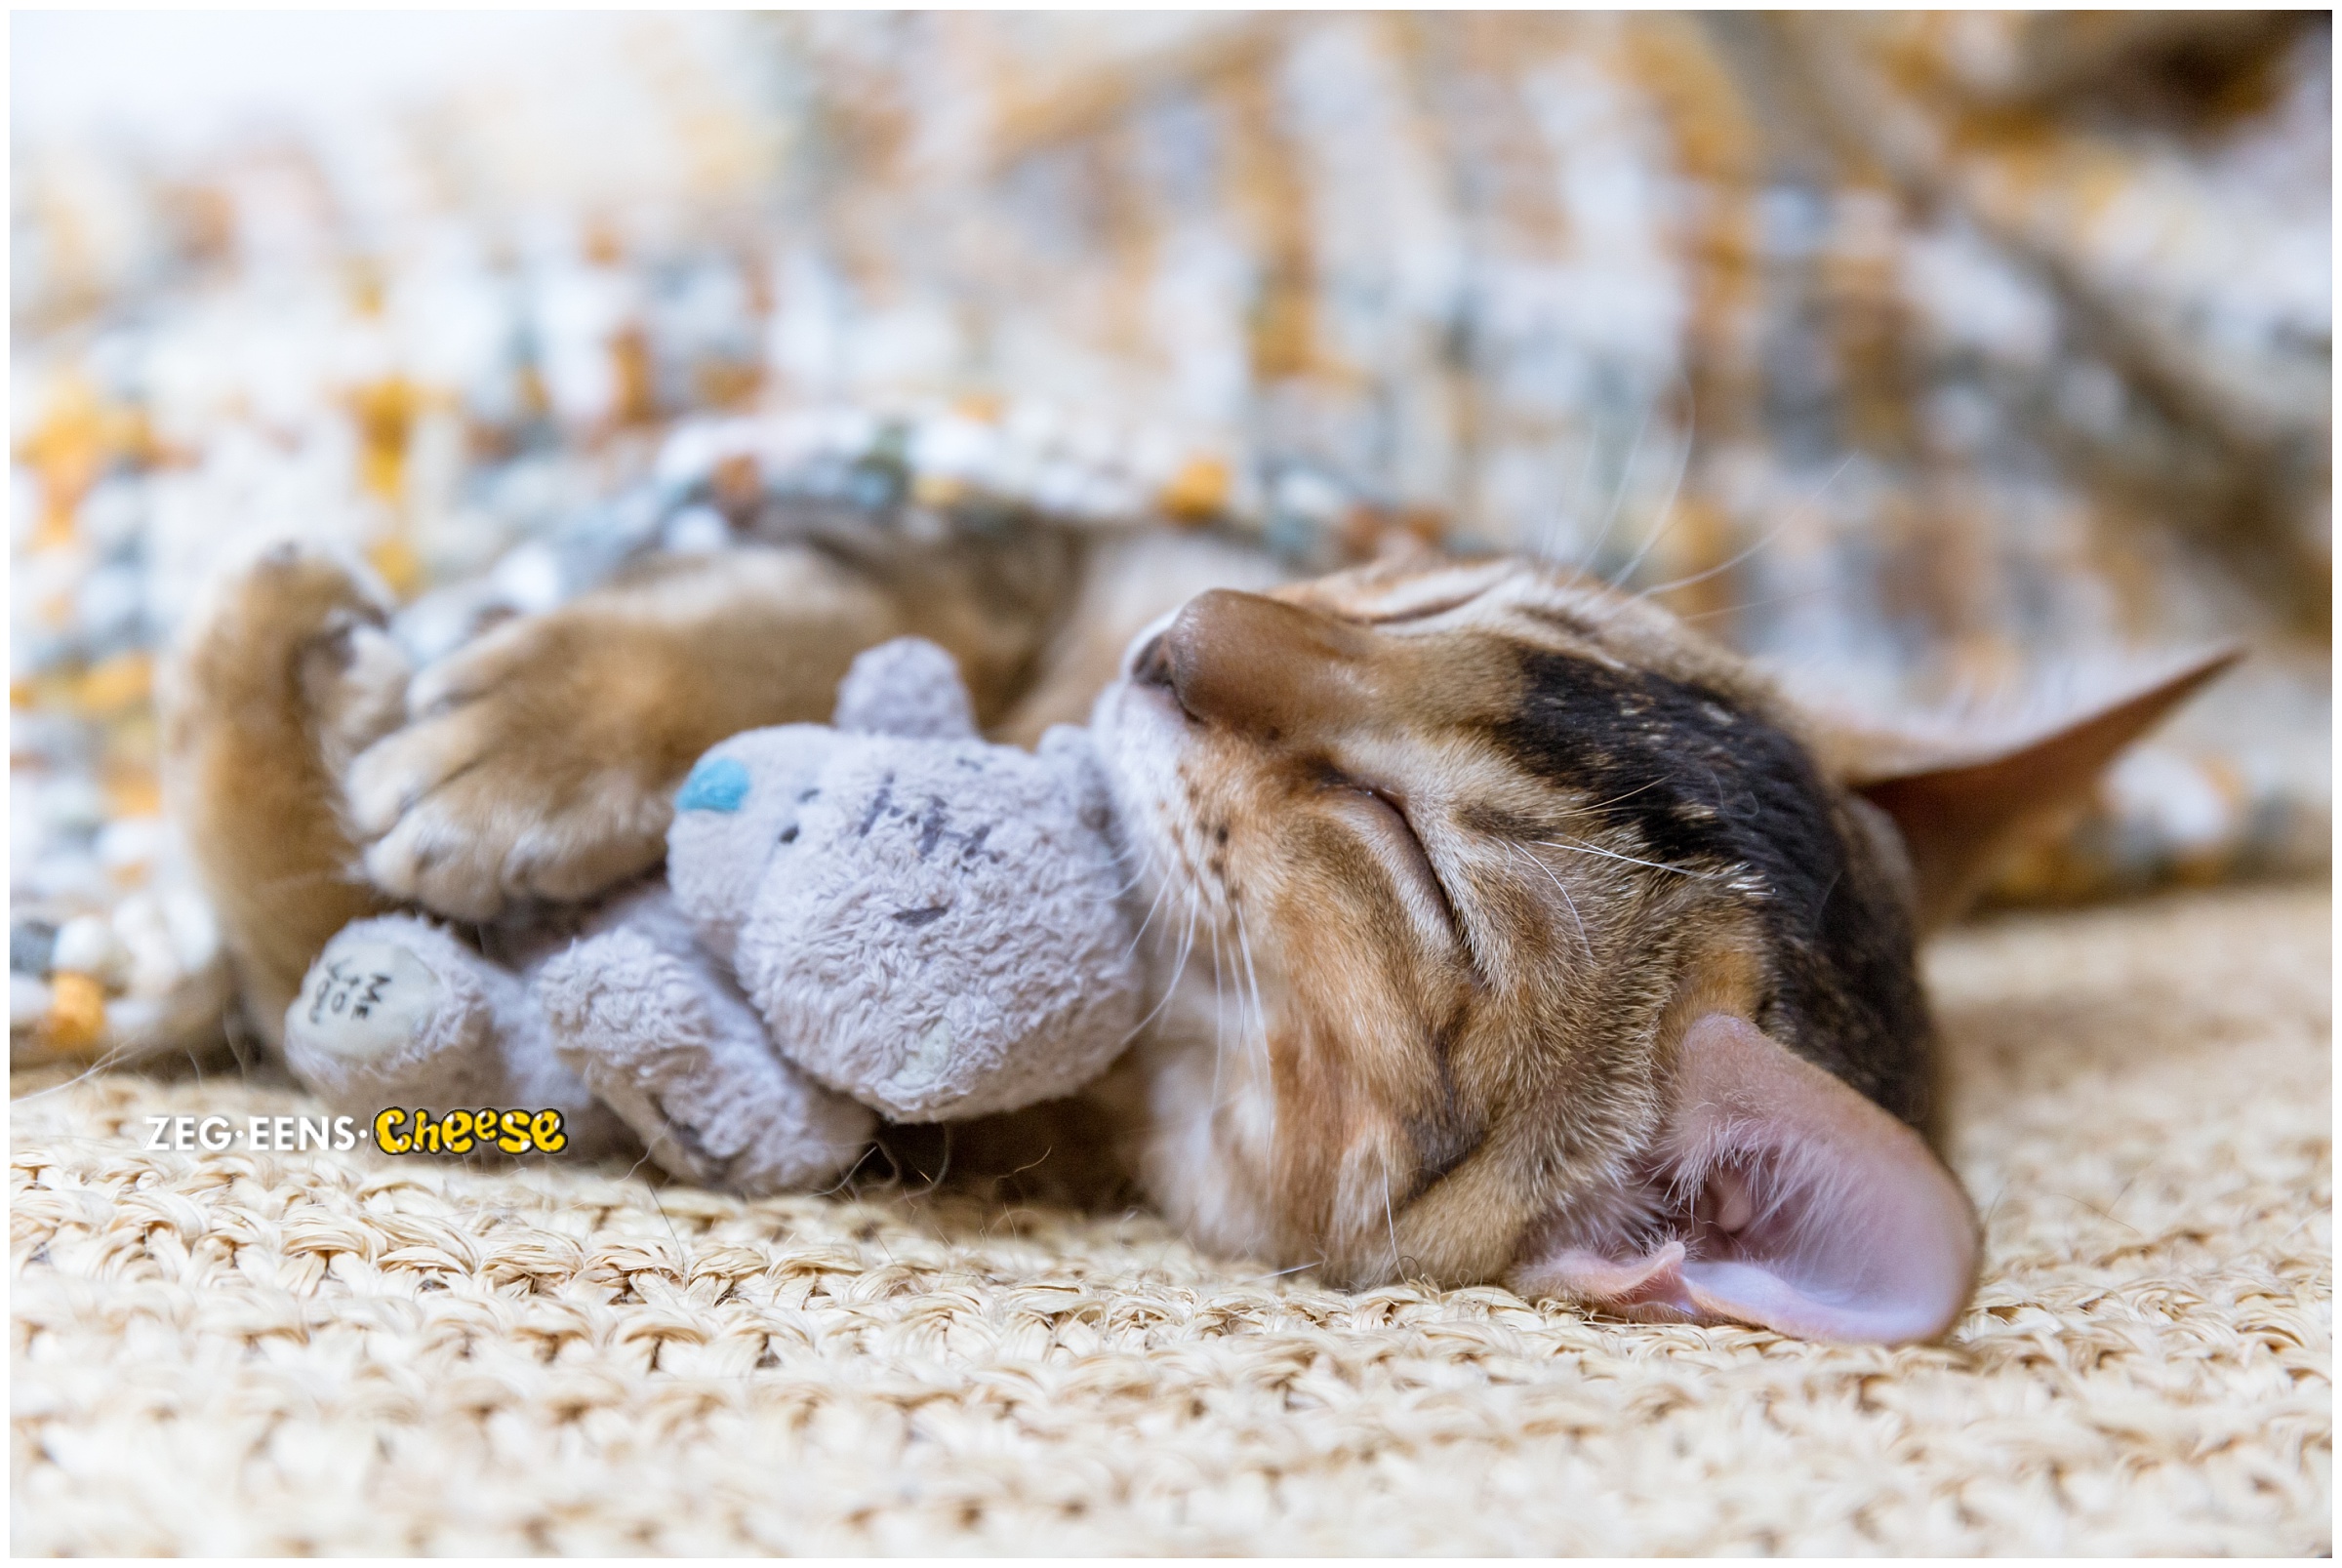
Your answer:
535;892;875;1194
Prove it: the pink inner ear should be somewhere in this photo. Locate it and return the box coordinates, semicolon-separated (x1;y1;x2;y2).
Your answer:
1520;1014;1979;1345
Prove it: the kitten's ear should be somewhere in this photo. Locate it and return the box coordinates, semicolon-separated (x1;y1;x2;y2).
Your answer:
1821;648;2240;931
1516;1014;1978;1345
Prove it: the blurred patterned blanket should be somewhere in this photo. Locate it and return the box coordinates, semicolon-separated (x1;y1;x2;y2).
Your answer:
11;13;2328;1066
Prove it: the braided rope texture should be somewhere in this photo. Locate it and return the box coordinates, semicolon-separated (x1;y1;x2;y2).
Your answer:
12;884;2329;1553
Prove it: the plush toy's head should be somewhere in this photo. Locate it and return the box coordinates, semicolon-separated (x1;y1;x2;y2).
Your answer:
668;639;1141;1122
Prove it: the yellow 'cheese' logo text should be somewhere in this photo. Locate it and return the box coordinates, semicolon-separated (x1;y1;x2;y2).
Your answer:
373;1107;568;1156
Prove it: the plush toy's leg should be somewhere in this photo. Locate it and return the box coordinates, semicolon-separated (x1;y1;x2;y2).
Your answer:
535;926;876;1195
283;915;631;1154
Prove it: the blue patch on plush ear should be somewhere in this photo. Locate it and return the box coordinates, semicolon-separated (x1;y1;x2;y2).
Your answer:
677;756;750;813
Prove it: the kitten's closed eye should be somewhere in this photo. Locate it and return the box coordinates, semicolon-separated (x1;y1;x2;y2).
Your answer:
1320;773;1464;948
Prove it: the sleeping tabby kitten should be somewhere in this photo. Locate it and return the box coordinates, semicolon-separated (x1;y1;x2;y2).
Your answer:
1089;554;2229;1342
163;526;2227;1344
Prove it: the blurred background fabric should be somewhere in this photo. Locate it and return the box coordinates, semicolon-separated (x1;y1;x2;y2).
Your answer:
11;12;2330;1066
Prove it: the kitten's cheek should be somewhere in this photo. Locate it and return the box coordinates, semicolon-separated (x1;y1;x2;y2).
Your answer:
1124;671;1193;729
1094;683;1186;818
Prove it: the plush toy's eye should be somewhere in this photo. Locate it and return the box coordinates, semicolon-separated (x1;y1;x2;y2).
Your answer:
678;756;749;813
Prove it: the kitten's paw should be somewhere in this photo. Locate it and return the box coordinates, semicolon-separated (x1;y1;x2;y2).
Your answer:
538;928;874;1194
345;616;674;921
170;542;388;707
162;542;410;1028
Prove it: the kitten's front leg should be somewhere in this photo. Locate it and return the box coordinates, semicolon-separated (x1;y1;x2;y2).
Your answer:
161;543;412;1040
344;547;905;921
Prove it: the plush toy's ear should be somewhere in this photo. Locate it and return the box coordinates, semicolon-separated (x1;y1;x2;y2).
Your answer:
831;637;977;739
1817;648;2239;932
1517;1014;1978;1345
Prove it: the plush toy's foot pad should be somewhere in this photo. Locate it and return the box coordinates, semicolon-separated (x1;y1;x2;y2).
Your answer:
289;938;448;1065
285;917;514;1104
537;928;875;1195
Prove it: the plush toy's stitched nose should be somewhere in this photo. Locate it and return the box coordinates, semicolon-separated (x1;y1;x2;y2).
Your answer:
1158;589;1375;741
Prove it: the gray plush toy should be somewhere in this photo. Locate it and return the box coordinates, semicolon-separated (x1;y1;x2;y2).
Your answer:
281;638;1143;1193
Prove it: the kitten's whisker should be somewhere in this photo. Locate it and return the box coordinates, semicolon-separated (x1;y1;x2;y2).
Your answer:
1672;583;1832;624
242;865;372;899
1532;427;1598;567
1115;871;1198;1048
1381;1151;1402;1280
1605;376;1695;590
1232;905;1267;1046
1570;394;1656;581
1550;777;1666;820
1096;825;1156;895
1118;868;1170;956
1232;902;1273;1140
1080;852;1157;903
1113;833;1178;966
1168;891;1200;1017
8;1043;151;1106
1636;453;1853;601
1530;836;1721;881
1094;829;1166;901
1206;897;1229;1120
1507;841;1592;959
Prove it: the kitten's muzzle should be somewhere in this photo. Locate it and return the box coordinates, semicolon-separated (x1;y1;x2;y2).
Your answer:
1151;589;1375;741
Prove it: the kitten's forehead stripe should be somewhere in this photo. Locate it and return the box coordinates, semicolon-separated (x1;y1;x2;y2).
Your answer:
1493;641;1933;1125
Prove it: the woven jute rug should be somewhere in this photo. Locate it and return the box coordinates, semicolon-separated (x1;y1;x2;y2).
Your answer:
11;882;2330;1554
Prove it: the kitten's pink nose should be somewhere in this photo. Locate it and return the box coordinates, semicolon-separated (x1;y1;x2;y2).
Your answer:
1153;589;1374;740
